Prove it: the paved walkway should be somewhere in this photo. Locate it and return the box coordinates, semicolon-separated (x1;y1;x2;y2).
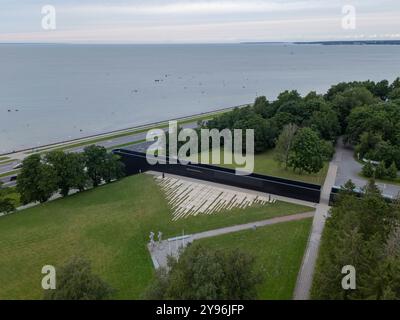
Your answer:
335;137;400;198
148;211;315;269
293;162;337;300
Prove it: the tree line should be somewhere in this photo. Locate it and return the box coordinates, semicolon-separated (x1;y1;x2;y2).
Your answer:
204;77;400;175
16;145;125;205
312;180;400;299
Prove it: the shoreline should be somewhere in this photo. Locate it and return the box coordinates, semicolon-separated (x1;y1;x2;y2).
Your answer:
1;104;247;157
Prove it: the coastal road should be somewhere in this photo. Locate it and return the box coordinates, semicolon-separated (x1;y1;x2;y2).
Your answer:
0;121;199;187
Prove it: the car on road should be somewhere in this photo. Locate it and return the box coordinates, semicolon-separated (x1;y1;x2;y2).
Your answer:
12;163;22;170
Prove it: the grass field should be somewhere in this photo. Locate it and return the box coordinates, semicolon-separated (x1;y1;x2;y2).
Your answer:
197;218;313;299
0;174;311;299
190;149;328;185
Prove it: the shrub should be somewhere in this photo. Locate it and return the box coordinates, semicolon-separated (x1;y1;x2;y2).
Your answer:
362;162;375;178
387;162;398;180
375;161;387;179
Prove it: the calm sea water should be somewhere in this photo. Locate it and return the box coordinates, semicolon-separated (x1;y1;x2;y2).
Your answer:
1;43;400;153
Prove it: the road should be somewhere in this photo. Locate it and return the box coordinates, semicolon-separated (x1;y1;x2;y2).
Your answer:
0;121;198;187
334;137;400;198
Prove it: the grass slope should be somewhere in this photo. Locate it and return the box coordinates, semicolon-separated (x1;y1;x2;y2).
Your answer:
190;149;328;185
0;174;310;299
197;218;313;299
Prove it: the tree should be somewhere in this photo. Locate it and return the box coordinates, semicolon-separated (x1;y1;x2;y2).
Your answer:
252;96;270;118
16;154;58;204
375;161;387;179
143;244;263;300
83;145;125;187
387;162;398;180
102;153;125;183
288;128;325;174
331;86;376;130
274;123;298;168
312;180;398;300
362;162;375;178
0;181;16;214
308;105;341;142
84;145;107;187
234;115;276;153
45;151;88;197
43;257;114;300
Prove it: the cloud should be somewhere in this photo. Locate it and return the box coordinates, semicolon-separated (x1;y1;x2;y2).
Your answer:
63;0;339;15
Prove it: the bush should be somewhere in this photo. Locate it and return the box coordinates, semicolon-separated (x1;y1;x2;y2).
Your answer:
362;162;375;178
387;162;398;180
143;244;263;300
43;257;114;300
375;161;387;179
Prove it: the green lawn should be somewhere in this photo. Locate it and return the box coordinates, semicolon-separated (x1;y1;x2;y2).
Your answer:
0;156;9;161
190;149;328;185
0;174;311;300
197;218;313;299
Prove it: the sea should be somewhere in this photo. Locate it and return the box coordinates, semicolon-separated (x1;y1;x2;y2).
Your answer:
1;43;400;153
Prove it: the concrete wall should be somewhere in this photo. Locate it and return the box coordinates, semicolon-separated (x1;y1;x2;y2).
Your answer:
113;149;322;203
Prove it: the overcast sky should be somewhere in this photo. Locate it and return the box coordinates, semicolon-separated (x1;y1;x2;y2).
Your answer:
1;0;400;43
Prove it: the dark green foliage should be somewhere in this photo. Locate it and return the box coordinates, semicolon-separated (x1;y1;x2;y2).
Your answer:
16;154;59;204
375;161;387;179
0;182;16;214
362;162;374;178
83;145;125;187
43;257;114;300
331;86;376;131
143;244;263;300
45;151;88;197
312;180;400;300
387;162;398;180
253;96;270;118
287;128;325;174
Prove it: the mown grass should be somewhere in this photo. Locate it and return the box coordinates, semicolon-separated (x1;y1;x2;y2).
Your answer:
0;174;311;300
189;149;328;185
197;218;313;299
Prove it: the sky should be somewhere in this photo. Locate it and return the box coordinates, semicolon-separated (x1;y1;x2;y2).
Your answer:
0;0;400;43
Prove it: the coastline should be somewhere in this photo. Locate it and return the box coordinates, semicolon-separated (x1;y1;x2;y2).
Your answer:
1;103;248;157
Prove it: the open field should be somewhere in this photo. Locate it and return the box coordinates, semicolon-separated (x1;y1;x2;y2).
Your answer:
0;174;311;299
197;218;313;299
190;149;328;185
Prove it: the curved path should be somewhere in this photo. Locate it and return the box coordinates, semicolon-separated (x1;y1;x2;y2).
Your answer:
148;211;314;270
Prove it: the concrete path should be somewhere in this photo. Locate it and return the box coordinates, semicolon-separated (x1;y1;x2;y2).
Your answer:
148;211;315;269
293;162;337;300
